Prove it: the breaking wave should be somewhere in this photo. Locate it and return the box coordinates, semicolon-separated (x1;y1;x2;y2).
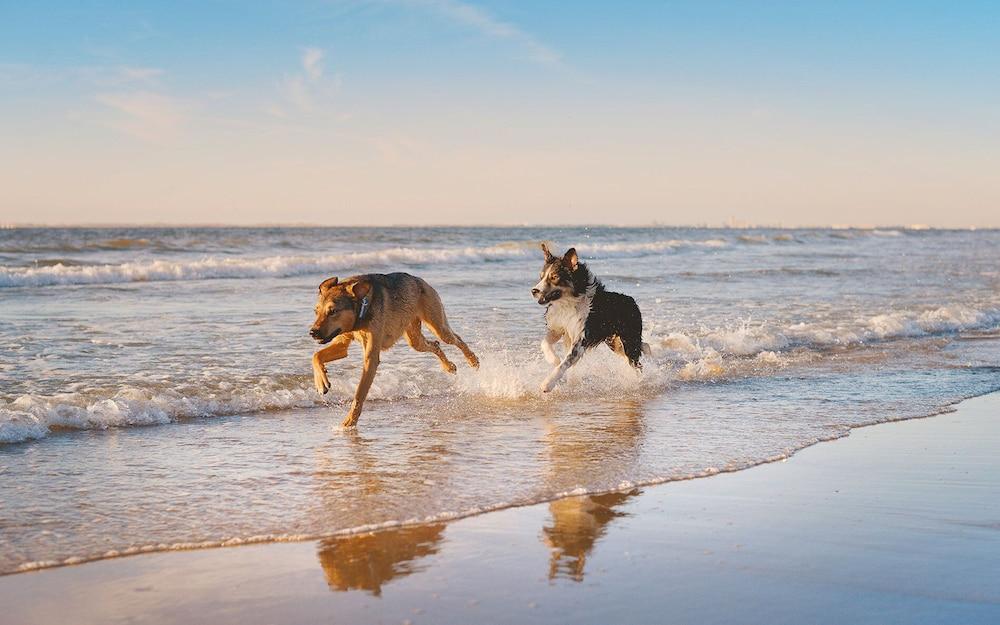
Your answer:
3;302;997;445
0;239;727;288
0;378;322;445
657;303;1000;358
0;354;649;444
0;237;182;255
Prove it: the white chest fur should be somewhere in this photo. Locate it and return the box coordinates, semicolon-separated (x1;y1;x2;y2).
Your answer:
546;293;592;343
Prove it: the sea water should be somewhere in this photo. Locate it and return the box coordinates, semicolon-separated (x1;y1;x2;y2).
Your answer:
1;226;998;573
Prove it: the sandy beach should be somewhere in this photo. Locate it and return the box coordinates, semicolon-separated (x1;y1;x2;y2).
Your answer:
3;392;997;624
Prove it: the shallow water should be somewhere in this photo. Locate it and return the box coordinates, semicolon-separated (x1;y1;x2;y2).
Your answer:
1;226;999;573
4;394;996;625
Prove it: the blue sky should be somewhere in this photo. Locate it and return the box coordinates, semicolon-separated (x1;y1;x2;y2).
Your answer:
2;1;998;226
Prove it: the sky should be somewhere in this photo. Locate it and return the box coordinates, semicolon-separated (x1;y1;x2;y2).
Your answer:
1;0;999;227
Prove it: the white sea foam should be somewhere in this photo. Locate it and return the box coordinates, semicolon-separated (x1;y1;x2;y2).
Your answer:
737;234;770;244
657;304;1000;361
0;239;727;288
5;302;996;445
0;382;323;444
651;303;1000;383
0;352;652;444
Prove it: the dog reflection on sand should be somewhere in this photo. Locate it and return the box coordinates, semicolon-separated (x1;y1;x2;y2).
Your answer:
316;524;446;596
540;399;644;582
543;490;639;582
314;493;636;594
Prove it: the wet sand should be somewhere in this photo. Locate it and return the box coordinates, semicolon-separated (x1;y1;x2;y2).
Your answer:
3;393;999;625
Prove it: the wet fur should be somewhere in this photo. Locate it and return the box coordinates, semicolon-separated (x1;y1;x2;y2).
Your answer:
310;272;479;427
532;245;648;392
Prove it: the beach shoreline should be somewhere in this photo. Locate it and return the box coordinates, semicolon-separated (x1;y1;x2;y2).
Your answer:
4;392;998;624
0;388;979;578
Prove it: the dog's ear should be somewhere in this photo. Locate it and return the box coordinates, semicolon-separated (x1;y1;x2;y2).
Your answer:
347;279;371;299
541;242;555;261
562;248;579;271
318;277;339;292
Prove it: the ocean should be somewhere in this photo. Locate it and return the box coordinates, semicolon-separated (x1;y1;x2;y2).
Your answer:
1;226;998;574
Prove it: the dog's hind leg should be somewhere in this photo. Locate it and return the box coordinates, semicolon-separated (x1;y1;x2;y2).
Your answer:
419;291;479;369
429;322;479;369
606;334;643;369
619;334;645;370
605;335;626;357
405;319;457;374
312;335;353;394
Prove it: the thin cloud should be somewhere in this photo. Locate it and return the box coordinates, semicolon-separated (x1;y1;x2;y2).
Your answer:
96;91;186;143
0;63;166;87
302;47;325;80
405;0;564;69
116;66;164;84
270;46;341;116
282;74;315;112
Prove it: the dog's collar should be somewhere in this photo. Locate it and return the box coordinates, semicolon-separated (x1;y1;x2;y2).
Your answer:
353;296;370;330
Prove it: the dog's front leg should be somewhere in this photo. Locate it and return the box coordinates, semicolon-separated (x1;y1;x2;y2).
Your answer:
541;338;585;393
312;335;352;395
343;340;380;427
540;328;563;365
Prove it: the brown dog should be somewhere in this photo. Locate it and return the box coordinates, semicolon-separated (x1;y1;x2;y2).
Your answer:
309;272;479;427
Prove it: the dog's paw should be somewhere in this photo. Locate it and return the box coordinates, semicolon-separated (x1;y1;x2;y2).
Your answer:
540;378;557;393
313;365;330;395
467;354;480;369
442;360;458;374
341;413;359;428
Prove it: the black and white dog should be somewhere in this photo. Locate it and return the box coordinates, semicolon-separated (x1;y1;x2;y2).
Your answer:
531;244;650;392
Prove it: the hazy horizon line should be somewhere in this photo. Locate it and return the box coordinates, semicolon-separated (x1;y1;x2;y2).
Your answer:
1;221;996;231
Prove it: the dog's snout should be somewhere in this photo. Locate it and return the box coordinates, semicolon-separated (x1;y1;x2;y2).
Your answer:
309;327;321;338
531;288;541;296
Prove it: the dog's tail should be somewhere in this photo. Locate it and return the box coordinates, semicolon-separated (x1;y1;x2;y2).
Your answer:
641;342;652;356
